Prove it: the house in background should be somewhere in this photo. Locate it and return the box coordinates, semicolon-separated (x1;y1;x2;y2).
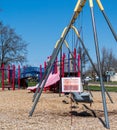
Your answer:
110;73;117;82
105;71;117;82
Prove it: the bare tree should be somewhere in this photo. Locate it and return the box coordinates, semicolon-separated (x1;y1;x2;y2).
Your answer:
101;47;108;75
88;47;117;77
0;21;28;66
100;47;117;75
85;46;117;81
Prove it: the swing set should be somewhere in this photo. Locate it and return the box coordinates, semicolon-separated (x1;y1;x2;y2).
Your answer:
29;0;117;129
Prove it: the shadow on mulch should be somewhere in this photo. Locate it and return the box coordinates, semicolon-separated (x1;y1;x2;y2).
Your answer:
82;104;117;128
69;111;93;117
68;104;97;118
83;104;117;117
68;109;107;128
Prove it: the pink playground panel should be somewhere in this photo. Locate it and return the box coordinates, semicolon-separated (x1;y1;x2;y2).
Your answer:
27;72;60;93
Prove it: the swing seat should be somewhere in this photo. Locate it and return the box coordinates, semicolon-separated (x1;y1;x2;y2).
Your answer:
71;92;93;103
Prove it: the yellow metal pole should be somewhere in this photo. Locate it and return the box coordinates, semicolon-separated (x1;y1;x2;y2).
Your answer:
60;27;68;38
71;25;80;38
54;40;60;48
70;0;87;26
96;0;117;41
96;0;104;11
74;0;87;12
89;0;93;8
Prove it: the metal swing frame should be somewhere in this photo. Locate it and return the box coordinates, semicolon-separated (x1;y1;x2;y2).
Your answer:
29;0;117;129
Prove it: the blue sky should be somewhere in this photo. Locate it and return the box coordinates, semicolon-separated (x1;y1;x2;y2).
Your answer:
1;0;117;67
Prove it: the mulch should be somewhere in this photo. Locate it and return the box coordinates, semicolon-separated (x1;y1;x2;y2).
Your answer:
0;89;117;130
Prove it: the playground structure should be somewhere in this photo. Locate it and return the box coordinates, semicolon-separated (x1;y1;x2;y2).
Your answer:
29;0;117;129
0;64;20;90
27;48;81;93
0;64;46;90
0;60;62;91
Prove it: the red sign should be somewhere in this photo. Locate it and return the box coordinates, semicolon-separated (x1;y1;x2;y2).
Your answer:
62;77;83;92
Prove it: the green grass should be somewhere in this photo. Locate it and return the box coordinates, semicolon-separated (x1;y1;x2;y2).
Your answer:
105;81;117;85
84;85;117;92
91;81;117;85
28;81;38;86
0;81;38;88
